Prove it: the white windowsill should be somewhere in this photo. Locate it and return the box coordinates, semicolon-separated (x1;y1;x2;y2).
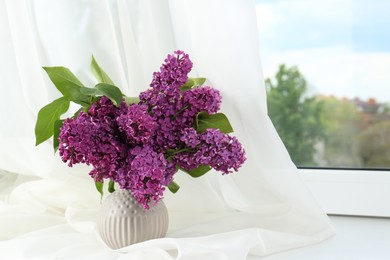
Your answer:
257;169;390;259
299;168;390;217
254;215;390;260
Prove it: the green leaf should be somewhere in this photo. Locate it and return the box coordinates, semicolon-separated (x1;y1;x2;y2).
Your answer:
80;87;98;96
180;78;195;92
180;77;206;92
43;67;90;106
95;181;104;200
35;97;70;146
180;85;193;92
193;77;206;86
79;84;123;106
180;164;211;178
95;83;123;106
90;55;115;85
182;78;195;88
167;181;180;193
196;112;234;134
124;96;140;105
53;119;64;152
108;180;115;193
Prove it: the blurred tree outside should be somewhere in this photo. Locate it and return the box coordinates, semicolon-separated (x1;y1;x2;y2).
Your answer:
265;64;390;168
317;97;363;167
356;100;390;167
265;64;323;166
358;121;390;167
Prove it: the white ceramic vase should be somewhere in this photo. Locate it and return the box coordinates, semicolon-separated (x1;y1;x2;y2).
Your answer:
97;189;169;249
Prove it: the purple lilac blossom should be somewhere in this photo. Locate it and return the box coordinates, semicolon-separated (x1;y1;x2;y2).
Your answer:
59;96;127;181
58;111;127;182
151;50;193;88
139;50;192;110
117;104;157;145
88;96;124;123
115;146;175;209
175;129;246;174
182;86;222;120
139;50;194;151
57;51;246;210
180;128;200;148
58;96;178;209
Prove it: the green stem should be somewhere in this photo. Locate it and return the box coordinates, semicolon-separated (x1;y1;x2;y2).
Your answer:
172;105;189;119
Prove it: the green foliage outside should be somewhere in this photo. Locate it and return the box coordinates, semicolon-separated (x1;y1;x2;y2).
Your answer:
317;97;363;167
358;121;390;167
265;64;322;166
266;64;390;168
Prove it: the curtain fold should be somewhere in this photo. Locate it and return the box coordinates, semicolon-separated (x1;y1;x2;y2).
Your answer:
0;0;334;259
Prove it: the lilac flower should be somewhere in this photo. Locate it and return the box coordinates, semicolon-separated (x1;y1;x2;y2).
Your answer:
56;50;246;210
151;50;193;89
182;86;222;118
180;128;200;148
58;113;92;167
115;146;176;209
175;129;246;174
58;111;127;182
138;51;194;151
139;50;192;117
117;104;157;145
88;96;124;124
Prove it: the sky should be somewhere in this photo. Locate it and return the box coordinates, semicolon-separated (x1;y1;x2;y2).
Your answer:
255;0;390;103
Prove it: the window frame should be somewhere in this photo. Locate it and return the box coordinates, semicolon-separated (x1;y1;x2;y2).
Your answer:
256;0;390;219
300;168;390;217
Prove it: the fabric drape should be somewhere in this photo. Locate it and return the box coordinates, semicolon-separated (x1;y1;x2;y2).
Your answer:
0;0;334;259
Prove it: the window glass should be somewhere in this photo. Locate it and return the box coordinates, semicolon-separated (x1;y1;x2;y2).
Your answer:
256;0;390;168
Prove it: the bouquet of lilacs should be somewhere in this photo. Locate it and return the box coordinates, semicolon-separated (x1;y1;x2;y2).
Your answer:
35;51;246;209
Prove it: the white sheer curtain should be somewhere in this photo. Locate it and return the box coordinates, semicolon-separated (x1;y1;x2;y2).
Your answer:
0;0;334;259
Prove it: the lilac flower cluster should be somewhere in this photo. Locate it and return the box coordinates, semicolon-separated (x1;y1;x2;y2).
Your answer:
139;50;193;151
115;146;175;207
58;107;127;182
59;97;173;208
58;50;246;209
116;104;157;145
175;129;246;174
182;86;222;117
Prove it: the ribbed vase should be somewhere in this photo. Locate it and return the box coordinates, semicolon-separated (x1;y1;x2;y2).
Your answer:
96;189;169;249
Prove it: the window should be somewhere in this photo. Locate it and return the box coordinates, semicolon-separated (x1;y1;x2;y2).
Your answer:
256;0;390;216
256;0;390;169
